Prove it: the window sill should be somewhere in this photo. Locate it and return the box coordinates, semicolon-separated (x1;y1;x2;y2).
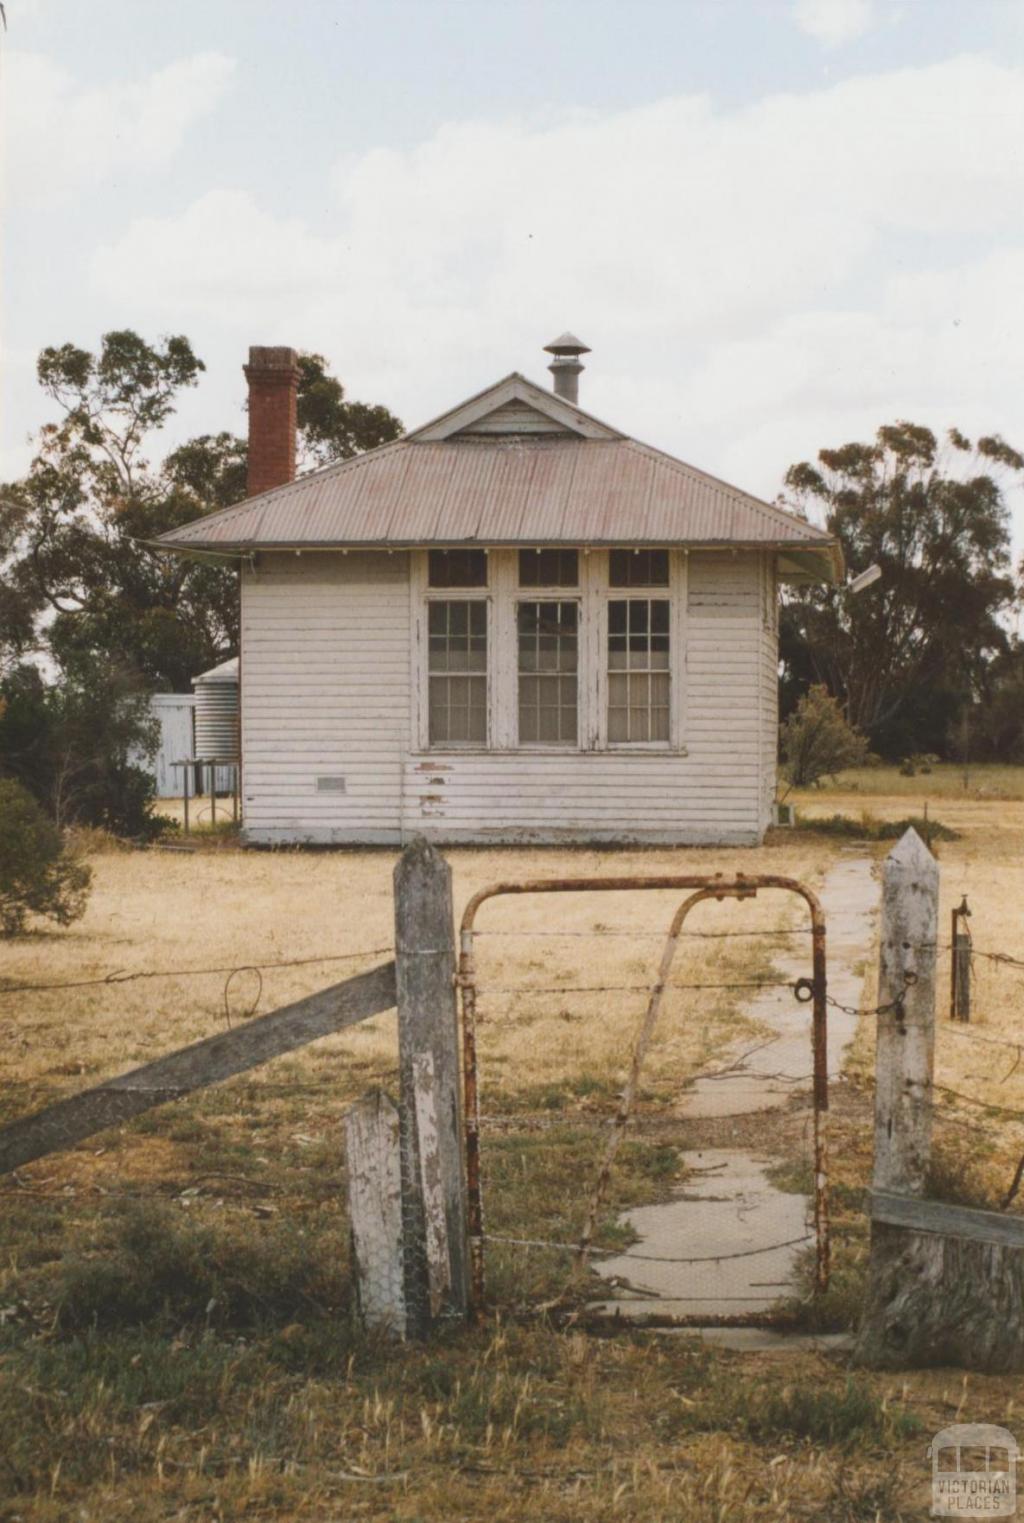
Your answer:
417;745;690;758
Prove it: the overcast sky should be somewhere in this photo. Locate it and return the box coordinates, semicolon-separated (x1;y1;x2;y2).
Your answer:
3;0;1023;554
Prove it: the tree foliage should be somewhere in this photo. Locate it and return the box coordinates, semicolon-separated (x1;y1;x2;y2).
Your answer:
0;333;403;690
0;777;92;936
296;352;403;470
951;644;1024;765
780;684;870;789
0;659;161;837
780;422;1021;757
0;330;402;837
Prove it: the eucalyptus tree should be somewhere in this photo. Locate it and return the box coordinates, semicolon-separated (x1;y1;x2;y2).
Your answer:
780;421;1021;755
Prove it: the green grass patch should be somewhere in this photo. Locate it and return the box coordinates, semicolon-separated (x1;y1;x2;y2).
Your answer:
49;1199;350;1334
800;762;1024;801
793;811;959;843
676;1367;918;1447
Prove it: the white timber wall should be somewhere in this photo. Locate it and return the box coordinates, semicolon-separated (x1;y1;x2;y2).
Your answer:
241;552;410;843
240;548;774;846
758;557;780;833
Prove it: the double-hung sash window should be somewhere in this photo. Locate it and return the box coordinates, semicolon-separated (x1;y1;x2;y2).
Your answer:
420;546;678;752
427;550;489;746
607;598;670;743
517;600;579;744
428;600;487;744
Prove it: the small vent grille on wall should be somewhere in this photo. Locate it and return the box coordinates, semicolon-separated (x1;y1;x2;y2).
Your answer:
316;776;347;793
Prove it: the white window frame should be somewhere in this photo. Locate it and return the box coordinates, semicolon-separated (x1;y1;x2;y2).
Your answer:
596;549;687;751
412;550;494;751
513;592;584;751
411;547;688;755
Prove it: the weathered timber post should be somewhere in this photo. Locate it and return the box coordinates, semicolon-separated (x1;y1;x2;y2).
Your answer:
856;829;1024;1372
950;895;972;1023
345;1092;406;1335
871;826;939;1197
394;837;469;1337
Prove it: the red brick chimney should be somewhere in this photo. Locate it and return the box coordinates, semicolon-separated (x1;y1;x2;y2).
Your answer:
244;345;300;497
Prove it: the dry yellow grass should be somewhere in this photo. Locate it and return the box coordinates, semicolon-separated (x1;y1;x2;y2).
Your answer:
0;834;843;1124
4;798;1024;1521
796;788;1024;1206
810;761;1024;801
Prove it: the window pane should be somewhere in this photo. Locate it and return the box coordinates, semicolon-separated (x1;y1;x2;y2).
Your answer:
429;549;488;587
607;599;670;742
519;549;579;587
609;549;670;587
518;600;578;744
428;600;487;744
608;672;629;741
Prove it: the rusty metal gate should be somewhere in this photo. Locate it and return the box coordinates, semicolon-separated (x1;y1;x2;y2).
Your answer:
455;872;830;1320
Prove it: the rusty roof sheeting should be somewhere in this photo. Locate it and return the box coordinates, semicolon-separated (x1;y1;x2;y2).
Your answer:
158;436;837;568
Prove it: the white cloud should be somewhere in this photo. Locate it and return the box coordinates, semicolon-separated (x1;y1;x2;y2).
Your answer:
2;50;235;208
91;55;1024;549
792;0;877;48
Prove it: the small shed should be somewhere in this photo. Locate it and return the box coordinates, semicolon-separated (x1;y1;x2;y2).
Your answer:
147;694;196;798
192;658;239;795
157;337;842;847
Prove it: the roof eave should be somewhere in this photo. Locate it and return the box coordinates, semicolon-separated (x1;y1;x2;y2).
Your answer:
155;535;843;581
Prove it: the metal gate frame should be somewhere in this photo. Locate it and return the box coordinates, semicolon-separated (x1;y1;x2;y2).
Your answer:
456;872;829;1318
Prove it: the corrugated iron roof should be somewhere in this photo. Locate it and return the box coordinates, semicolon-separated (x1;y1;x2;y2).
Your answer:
156;371;841;580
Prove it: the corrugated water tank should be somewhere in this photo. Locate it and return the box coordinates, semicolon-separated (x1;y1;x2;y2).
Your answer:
192;657;239;760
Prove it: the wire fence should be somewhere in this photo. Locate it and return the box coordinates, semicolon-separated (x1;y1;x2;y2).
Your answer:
3;917;1024;1299
0;947;394;999
464;920;1024;1305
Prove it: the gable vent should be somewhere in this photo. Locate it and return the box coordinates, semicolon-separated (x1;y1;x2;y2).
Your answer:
457;399;572;437
316;775;347;793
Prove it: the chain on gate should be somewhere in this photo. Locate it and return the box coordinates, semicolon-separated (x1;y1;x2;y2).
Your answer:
454;871;832;1322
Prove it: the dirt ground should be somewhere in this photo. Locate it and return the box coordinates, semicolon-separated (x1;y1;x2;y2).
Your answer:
1;779;1023;1521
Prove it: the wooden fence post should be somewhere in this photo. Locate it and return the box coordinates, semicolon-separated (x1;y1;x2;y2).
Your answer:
394;837;469;1337
870;826;938;1197
345;1092;406;1336
857;834;1024;1371
950;897;972;1023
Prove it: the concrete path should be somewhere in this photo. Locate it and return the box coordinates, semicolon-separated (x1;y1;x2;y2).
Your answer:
685;854;876;1117
593;851;878;1326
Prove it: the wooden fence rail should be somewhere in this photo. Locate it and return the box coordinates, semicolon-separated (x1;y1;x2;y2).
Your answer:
0;836;471;1343
0;960;397;1178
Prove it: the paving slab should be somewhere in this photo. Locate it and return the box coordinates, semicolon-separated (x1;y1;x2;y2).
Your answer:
682;856;877;1118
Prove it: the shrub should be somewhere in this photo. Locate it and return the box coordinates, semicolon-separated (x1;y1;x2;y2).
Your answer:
793;812;959;844
780;686;869;790
0;778;92;935
0;660;167;841
898;751;940;777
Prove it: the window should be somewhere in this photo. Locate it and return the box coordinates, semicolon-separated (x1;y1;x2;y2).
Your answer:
428;601;487;744
419;548;682;753
607;599;670;742
429;549;488;587
518;549;579;587
609;548;669;587
517;601;578;744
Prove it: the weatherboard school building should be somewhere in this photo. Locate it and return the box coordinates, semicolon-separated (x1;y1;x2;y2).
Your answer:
158;337;841;846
